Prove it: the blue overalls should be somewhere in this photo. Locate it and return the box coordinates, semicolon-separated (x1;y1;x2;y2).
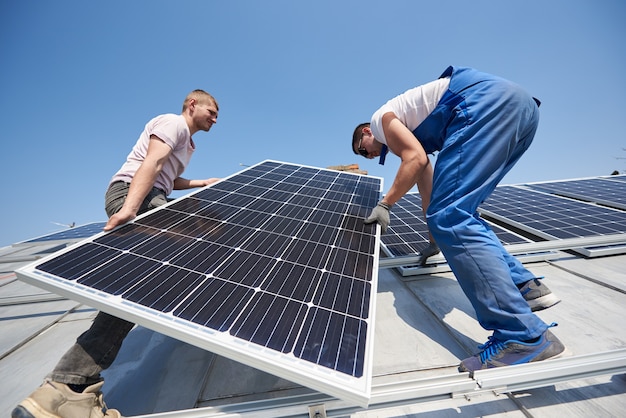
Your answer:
415;66;547;342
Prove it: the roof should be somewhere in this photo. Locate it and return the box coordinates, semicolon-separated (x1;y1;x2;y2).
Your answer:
1;176;626;417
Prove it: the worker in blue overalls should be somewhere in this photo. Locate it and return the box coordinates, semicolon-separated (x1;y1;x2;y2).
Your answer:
352;66;566;372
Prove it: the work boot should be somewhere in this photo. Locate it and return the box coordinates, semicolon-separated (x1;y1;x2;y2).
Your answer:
12;380;121;418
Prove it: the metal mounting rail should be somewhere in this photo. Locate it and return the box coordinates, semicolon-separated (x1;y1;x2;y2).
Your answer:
378;233;626;269
134;348;626;418
472;348;626;394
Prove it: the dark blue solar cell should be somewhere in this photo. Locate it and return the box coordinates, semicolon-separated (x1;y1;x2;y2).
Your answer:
196;202;237;220
219;193;257;208
308;210;343;227
167;196;215;214
36;243;119;280
288;194;320;208
262;262;321;301
230;291;308;353
239;231;292;258
174;277;255;331
130;231;196;262
205;223;257;247
277;203;314;219
294;307;366;377
124;265;205;312
78;253;162;295
95;224;160;250
135;208;187;230
315;272;370;318
244;197;284;214
168;240;231;274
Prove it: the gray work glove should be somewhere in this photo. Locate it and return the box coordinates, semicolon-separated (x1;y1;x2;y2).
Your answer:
416;242;440;266
364;201;391;233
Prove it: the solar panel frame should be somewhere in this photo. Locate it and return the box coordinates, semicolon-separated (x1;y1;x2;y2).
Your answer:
16;160;383;407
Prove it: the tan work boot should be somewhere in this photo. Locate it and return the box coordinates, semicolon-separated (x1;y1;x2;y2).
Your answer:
12;380;121;418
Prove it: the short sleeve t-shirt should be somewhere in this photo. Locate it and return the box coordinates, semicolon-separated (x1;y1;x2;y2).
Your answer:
370;77;450;146
110;114;194;195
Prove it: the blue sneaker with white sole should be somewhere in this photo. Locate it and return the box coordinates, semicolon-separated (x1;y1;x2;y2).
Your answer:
459;327;566;373
519;278;561;311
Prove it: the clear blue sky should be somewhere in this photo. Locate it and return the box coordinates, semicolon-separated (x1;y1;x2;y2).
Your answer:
1;0;624;247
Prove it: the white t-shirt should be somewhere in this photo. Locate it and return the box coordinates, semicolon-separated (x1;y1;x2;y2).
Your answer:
110;114;194;195
370;77;450;145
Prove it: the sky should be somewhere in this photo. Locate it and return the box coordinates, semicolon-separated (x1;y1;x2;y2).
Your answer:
1;0;624;247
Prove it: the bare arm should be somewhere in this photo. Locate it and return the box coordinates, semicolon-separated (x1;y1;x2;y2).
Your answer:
173;177;221;190
380;112;435;242
103;135;172;231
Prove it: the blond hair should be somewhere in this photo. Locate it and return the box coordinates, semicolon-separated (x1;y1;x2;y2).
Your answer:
182;89;218;112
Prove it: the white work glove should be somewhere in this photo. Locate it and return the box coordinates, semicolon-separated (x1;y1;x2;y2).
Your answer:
417;242;440;266
364;201;391;233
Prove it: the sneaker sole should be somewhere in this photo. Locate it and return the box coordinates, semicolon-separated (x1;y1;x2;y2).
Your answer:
460;347;572;375
527;293;561;311
12;400;59;418
11;405;39;418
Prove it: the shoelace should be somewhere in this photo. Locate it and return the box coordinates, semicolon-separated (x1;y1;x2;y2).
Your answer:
477;323;559;365
477;336;506;364
95;391;111;413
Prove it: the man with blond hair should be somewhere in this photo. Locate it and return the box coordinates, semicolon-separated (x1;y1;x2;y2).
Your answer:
13;89;220;418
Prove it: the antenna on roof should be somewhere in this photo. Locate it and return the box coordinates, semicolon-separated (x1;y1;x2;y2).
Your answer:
51;221;75;228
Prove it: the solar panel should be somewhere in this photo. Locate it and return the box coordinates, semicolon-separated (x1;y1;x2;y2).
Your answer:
382;193;531;258
524;176;626;211
479;185;626;256
16;222;107;246
16;161;382;406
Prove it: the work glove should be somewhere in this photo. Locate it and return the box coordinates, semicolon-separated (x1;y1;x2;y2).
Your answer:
364;201;391;233
416;242;440;266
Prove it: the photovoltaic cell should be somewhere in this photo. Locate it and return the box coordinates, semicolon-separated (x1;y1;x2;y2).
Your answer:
524;176;626;211
382;193;531;258
479;186;626;243
16;161;382;406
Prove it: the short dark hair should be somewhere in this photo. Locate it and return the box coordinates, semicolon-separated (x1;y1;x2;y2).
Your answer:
352;122;370;154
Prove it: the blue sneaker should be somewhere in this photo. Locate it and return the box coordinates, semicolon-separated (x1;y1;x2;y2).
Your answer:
459;328;566;373
519;278;561;311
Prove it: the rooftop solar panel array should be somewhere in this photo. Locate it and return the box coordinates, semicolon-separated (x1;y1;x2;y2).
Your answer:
524;176;626;211
479;186;626;245
18;222;107;245
17;161;382;406
382;193;531;258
